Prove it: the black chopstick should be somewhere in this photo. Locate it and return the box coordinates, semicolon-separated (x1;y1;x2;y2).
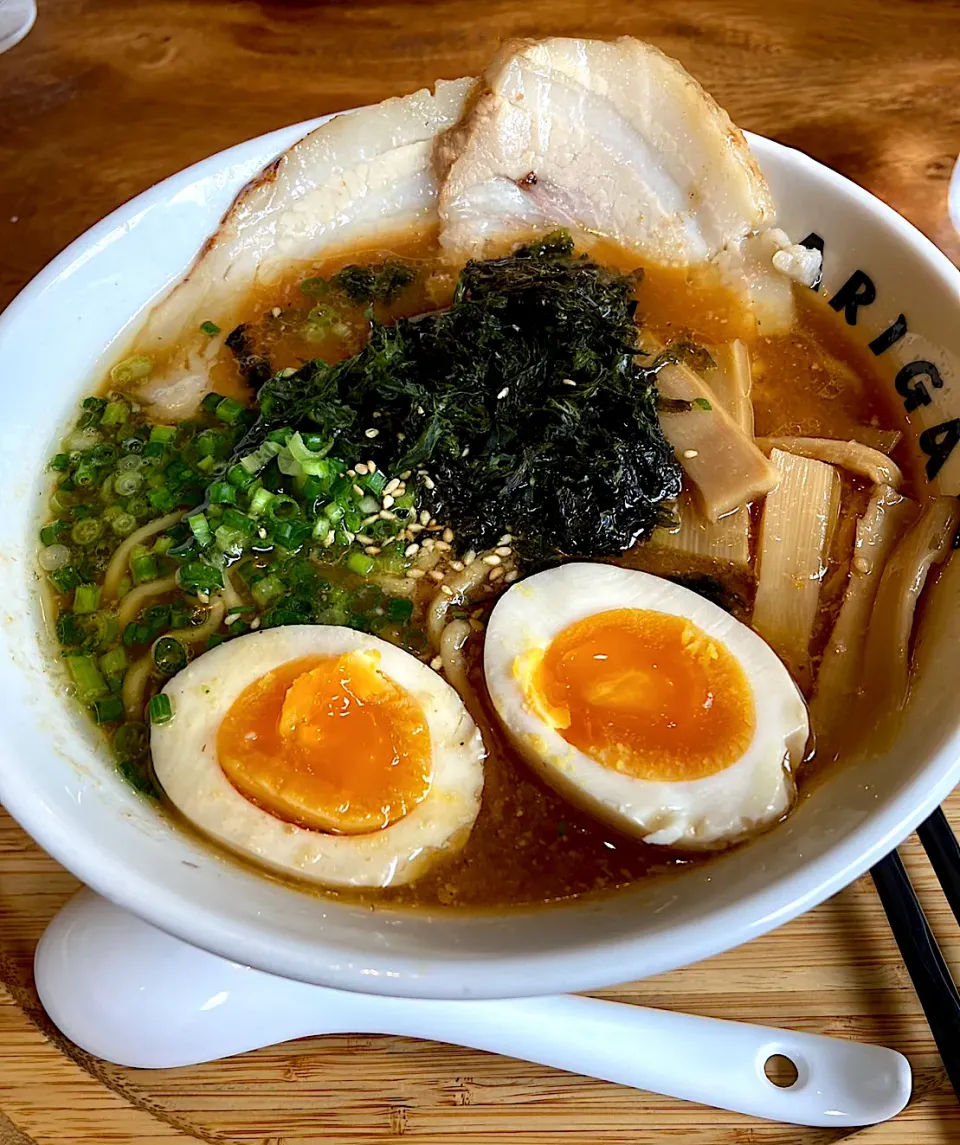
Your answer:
917;807;960;928
871;844;960;1100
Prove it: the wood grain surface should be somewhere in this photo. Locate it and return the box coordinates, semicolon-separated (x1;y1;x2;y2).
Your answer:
2;1;960;1142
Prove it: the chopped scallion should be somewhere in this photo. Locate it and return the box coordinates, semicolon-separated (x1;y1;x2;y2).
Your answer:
346;551;376;577
65;654;109;703
153;636;187;676
92;695;125;725
148;693;173;725
73;584;102;614
214;397;246;425
200;320;221;336
110;355;152;385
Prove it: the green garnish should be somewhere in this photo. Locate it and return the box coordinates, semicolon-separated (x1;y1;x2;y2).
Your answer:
200;320;221;336
148;693;173;725
693;397;713;411
110;355;152;385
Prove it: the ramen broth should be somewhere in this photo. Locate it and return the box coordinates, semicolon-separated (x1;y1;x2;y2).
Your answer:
40;232;921;910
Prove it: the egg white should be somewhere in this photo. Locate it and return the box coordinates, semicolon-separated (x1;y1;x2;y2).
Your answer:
484;563;808;849
151;625;485;888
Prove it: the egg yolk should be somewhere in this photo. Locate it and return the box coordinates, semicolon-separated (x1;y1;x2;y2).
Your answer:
217;651;432;834
523;608;755;781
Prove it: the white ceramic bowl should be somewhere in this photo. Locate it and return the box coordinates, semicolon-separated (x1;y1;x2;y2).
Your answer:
1;118;959;1000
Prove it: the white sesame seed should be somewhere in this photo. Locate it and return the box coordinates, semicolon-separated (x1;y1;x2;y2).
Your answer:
271;307;282;318
347;469;356;478
482;553;502;566
323;532;335;547
250;617;261;629
343;531;355;544
379;509;396;521
440;584;454;596
197;591;210;604
497;386;510;399
463;549;477;566
365;546;381;556
355;463;369;475
408;523;424;534
449;560;464;572
435;540;451;551
417;406;425;416
355;534;373;545
396;433;405;442
422;538;435;551
489;566;505;582
499;533;513;544
400;470;412;480
258;527;267;539
562;378;577;386
683;449;699;459
352;484;364;497
367;461;377;473
384;478;400;496
423;476;436;490
362;515;379;527
420;510;431;525
382;494;395;509
505;569;519;583
404;543;420;557
224;613;240;626
430;655;443;670
428;569;445;582
494;546;512;557
365;428;379;439
372;411;381;419
461;446;470;458
406;568;425;579
442;527;454;543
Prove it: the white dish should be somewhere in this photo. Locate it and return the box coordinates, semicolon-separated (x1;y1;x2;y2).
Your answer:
1;114;959;999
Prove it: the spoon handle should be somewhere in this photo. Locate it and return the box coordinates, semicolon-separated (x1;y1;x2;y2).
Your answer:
361;993;910;1127
35;890;910;1128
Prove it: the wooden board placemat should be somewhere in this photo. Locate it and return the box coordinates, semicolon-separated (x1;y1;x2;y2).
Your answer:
1;794;959;1145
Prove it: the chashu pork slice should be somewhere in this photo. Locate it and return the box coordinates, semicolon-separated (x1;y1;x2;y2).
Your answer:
438;38;774;265
133;78;474;419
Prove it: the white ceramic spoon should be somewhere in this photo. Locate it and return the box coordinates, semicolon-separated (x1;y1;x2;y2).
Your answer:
35;890;911;1127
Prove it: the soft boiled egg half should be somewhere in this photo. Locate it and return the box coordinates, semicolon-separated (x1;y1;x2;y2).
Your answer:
484;564;808;849
151;625;485;888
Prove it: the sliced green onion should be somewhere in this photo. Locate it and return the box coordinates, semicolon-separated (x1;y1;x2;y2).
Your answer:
323;501;345;524
227;463;255;490
272;520;311;551
266;495;299;522
346;551;376;577
70;517;102;546
110;355;152;385
101;400;130;427
65;654;109;703
196;454;218;474
358;495;380;515
73;584;102;614
152;636;187;677
100;646;128;680
200;392;226;414
38;542;70;573
148;693;173;725
200;320;221;336
251;574;285;609
73;463;99;488
364;469;387;497
214;524;247;555
239;439;281;475
92;695;125;724
147;488;177;513
149;424;177;445
110;511;138;538
215;397;246;425
187;512;213;547
131;553;158;585
178;562;223;594
208;481;238;505
49;452;72;472
248;487;275;517
49;564;83;594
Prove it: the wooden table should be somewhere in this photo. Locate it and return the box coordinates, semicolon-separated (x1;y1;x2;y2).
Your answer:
2;1;960;1141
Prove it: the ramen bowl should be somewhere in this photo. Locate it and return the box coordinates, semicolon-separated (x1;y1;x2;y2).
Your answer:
0;117;958;999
